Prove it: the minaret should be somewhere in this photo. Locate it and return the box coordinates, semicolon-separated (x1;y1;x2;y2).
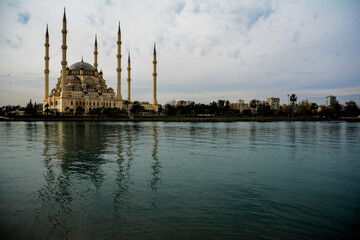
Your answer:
60;8;67;98
116;22;122;101
44;24;50;102
94;34;98;70
127;53;131;102
152;43;158;111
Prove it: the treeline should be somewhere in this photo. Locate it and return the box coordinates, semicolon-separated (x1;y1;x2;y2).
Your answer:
162;100;359;118
3;99;359;119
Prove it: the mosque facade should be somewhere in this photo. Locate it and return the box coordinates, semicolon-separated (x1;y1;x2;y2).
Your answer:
43;9;159;114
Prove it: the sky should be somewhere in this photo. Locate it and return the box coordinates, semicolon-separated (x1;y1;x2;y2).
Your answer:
0;0;359;106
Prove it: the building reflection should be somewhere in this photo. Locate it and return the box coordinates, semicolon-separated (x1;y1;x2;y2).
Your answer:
249;122;257;151
38;122;163;234
39;122;110;238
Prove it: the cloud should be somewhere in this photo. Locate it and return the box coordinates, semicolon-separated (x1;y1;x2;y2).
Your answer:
87;14;104;26
17;11;31;25
8;2;20;8
228;48;241;59
0;0;360;106
87;14;96;26
6;36;23;49
229;2;275;30
172;1;185;14
297;86;360;98
200;38;218;56
291;30;301;43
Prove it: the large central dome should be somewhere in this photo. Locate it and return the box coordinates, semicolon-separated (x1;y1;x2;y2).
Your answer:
69;61;95;71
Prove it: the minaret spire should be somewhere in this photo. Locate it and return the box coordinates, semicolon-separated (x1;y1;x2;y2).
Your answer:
116;21;122;102
44;24;50;106
94;34;98;69
61;7;68;102
152;43;158;111
127;52;131;102
63;7;66;22
45;24;49;37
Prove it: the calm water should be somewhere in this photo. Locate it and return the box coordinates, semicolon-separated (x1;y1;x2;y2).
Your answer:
0;121;359;239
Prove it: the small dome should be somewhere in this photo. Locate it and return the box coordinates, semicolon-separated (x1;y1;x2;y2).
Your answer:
69;61;95;71
67;76;81;84
70;76;80;81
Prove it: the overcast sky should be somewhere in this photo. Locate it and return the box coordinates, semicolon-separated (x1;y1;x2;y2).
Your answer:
0;0;359;106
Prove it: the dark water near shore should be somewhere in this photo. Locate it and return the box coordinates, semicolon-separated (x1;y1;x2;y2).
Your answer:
0;121;359;239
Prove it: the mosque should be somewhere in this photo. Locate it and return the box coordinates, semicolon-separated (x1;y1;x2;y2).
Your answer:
43;9;159;114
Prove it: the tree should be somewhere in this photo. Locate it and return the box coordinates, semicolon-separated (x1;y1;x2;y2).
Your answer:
284;104;293;117
163;104;176;116
175;105;185;116
290;94;297;105
330;101;341;118
257;104;273;116
298;100;311;117
242;109;252;116
44;103;50;115
25;99;34;114
249;99;257;115
123;100;130;109
344;101;359;117
209;101;218;115
75;106;85;115
65;107;70;115
130;101;145;115
310;103;318;115
33;102;38;115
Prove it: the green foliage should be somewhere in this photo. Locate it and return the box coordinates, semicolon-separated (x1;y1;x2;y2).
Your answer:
75;106;85;115
344;101;359;117
290;94;297;105
25;99;35;114
130;101;145;115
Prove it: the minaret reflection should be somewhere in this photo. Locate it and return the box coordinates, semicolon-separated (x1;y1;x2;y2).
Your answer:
113;124;134;215
149;124;161;191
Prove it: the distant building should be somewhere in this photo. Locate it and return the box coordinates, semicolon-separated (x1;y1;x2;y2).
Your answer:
231;99;249;112
266;97;280;110
176;100;194;107
326;95;336;106
10;109;26;116
217;100;226;108
176;100;185;107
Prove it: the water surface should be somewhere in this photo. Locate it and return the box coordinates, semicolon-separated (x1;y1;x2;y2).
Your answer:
0;121;359;239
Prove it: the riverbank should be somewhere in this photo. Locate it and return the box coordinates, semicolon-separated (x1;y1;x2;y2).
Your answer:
1;116;359;122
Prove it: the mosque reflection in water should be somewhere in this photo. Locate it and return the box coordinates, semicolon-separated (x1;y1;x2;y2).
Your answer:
38;122;160;238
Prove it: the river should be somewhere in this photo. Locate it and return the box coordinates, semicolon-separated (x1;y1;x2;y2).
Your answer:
0;121;359;239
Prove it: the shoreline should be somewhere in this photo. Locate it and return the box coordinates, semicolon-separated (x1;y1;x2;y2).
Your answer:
1;116;359;122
